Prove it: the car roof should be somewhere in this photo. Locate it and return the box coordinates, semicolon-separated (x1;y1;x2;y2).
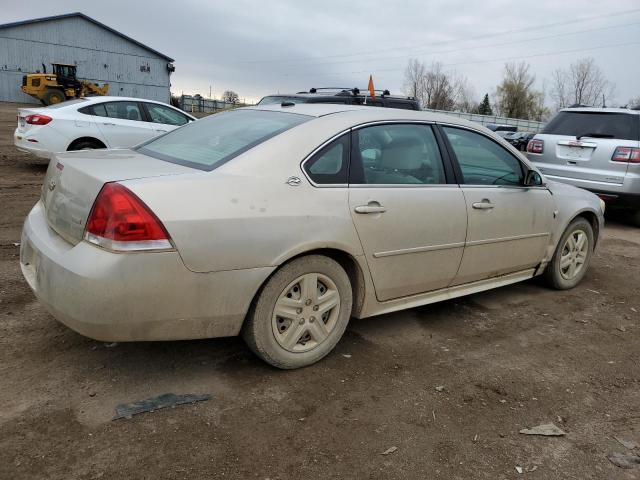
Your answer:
244;103;481;129
559;107;640;115
78;96;171;105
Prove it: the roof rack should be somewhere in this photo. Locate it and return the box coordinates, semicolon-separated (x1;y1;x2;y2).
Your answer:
303;87;398;98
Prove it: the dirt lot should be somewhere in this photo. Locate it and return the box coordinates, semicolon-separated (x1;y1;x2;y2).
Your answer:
0;102;639;480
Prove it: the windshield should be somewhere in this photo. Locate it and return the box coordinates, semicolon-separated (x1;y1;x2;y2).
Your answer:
137;109;311;171
542;111;640;141
258;96;308;105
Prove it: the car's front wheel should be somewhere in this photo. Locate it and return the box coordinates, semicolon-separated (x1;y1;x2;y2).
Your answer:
543;217;594;289
242;255;352;369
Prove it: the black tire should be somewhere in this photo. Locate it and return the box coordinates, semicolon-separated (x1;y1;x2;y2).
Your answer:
69;140;103;151
242;255;352;369
43;89;65;106
630;210;640;228
543;217;594;290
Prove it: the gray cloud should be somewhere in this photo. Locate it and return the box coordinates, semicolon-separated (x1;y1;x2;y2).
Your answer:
4;0;640;104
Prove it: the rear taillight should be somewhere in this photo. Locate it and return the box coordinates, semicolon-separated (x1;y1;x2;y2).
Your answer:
84;183;173;252
527;139;544;154
611;146;640;163
25;114;52;125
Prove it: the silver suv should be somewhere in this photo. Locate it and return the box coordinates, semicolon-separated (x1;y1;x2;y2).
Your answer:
527;107;640;224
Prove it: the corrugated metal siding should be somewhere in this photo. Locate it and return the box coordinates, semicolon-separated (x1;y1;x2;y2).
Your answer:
0;16;171;103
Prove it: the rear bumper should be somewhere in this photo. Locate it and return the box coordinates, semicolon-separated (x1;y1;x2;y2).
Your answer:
14;130;53;159
20;201;275;342
542;174;640;209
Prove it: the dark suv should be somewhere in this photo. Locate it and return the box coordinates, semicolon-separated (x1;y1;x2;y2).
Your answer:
258;88;420;110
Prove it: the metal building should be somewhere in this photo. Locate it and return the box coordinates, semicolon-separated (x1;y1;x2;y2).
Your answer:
0;12;174;103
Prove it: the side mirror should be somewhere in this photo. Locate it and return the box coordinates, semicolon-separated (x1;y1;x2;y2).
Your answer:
524;169;544;187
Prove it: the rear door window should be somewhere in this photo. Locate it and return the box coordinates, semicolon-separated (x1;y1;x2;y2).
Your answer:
92;102;144;122
542;112;640;141
350;124;447;185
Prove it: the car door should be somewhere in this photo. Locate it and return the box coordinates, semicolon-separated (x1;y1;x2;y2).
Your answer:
93;101;155;148
441;126;555;285
347;123;467;301
142;102;192;137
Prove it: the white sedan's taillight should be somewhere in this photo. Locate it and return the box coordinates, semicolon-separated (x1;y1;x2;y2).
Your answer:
84;183;174;252
25;114;52;125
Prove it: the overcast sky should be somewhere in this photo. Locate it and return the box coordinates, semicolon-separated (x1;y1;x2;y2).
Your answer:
4;0;640;105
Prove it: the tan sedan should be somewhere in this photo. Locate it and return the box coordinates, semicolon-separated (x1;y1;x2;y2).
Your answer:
20;104;604;368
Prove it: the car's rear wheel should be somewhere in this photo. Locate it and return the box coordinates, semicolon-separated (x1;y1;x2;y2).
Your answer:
242;255;352;369
69;139;103;151
543;217;594;290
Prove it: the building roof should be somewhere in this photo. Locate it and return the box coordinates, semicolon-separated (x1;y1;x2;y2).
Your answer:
0;12;174;62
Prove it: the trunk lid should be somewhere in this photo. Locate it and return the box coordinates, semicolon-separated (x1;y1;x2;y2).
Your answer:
41;149;196;245
16;107;49;134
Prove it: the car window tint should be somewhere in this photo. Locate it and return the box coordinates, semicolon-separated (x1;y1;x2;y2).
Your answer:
100;102;143;122
351;124;446;185
443;127;523;186
91;103;108;117
542;111;639;141
305;135;349;184
145;103;189;126
138;109;310;171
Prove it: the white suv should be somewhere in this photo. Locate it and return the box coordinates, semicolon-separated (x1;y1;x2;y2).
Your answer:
14;96;196;160
527;107;640;224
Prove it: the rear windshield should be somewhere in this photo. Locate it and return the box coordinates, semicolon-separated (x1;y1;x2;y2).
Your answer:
542;111;640;141
137;109;310;171
258;96;308;105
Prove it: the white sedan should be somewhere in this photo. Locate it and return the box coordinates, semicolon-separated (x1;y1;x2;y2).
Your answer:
14;96;196;159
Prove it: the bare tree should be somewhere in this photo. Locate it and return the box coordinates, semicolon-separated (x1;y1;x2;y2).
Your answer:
222;90;239;104
403;60;475;112
550;58;614;110
403;58;427;104
495;62;547;120
628;95;640;108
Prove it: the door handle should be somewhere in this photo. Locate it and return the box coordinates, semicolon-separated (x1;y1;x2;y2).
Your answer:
155;129;168;133
102;122;116;126
472;200;494;210
354;202;386;214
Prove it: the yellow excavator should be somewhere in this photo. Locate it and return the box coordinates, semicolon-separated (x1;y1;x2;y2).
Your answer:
21;63;109;105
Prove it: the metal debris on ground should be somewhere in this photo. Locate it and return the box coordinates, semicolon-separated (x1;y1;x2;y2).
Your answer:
104;342;118;348
342;354;351;358
515;466;523;474
435;385;445;392
614;437;637;450
113;393;211;420
381;446;398;455
607;452;640;469
519;423;566;436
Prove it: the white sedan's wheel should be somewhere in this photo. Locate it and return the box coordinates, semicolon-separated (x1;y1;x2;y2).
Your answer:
544;217;594;290
243;255;352;369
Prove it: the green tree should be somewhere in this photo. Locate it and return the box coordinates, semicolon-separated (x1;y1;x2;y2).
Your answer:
478;94;493;115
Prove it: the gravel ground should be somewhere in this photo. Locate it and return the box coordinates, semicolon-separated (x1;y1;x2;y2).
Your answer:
0;102;639;480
